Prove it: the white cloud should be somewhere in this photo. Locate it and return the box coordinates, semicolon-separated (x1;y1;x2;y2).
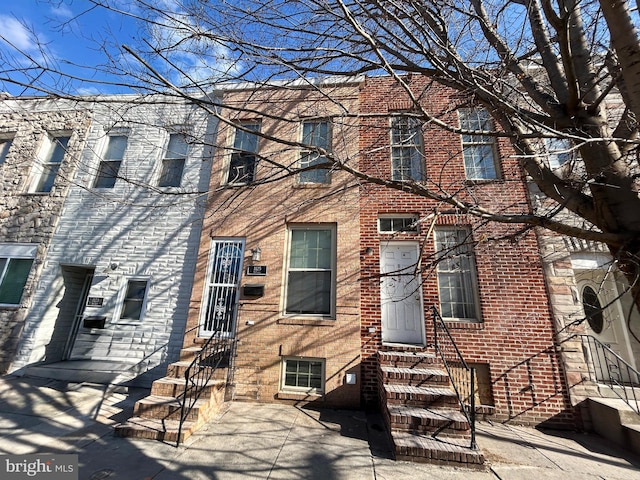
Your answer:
51;4;74;20
0;15;38;52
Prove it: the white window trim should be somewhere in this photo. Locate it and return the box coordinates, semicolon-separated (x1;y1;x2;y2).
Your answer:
434;227;481;322
0;243;37;307
156;129;190;188
113;276;151;324
280;356;326;395
93;129;129;189
282;224;337;319
458;108;500;181
28;133;71;193
378;215;419;234
224;122;260;186
298;120;332;185
390;115;424;182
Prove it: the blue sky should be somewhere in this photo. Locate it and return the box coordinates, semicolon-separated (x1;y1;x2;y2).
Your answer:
0;1;144;95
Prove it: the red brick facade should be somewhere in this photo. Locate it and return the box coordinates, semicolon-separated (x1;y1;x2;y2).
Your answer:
359;76;575;426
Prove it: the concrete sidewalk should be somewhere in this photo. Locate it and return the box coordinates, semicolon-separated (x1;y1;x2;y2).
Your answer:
0;376;638;479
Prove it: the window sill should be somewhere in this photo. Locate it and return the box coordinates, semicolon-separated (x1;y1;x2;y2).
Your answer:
276;391;324;402
0;304;21;310
278;317;335;326
20;192;50;196
464;178;503;185
443;320;484;330
294;182;331;188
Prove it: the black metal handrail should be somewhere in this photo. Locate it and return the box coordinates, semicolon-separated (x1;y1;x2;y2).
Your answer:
431;306;477;449
176;333;234;446
565;334;640;414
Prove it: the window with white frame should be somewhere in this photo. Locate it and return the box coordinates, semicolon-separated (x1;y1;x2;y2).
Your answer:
459;108;499;180
0;244;36;306
118;278;150;321
282;357;325;394
391;116;424;181
158;133;188;187
32;135;70;192
227;123;260;184
299;121;331;184
94;134;127;188
285;225;335;316
435;228;480;321
378;215;419;233
545;137;574;169
0;136;13;165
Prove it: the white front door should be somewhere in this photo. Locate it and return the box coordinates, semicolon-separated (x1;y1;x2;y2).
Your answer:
199;239;245;337
577;270;636;382
380;242;425;345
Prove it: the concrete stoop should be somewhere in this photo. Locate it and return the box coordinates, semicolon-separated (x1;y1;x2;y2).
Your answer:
114;347;229;443
378;350;485;467
587;396;640;454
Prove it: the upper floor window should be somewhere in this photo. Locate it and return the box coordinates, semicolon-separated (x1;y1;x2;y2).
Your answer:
435;228;480;321
391;116;424;181
227;123;260;184
94;134;127;188
459;108;499;180
299;121;331;184
545;137;574;169
159;133;188;187
285;225;335;317
0;244;36;306
32;135;70;192
0;136;13;165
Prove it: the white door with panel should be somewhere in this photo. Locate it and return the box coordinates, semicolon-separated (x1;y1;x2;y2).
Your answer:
380;243;425;345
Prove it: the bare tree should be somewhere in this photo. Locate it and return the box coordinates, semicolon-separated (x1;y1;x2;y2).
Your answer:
1;0;640;307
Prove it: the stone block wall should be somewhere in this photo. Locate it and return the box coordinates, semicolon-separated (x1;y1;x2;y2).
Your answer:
0;98;92;372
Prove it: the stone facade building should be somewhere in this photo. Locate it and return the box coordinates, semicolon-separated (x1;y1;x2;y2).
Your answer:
0;97;92;373
8;97;216;384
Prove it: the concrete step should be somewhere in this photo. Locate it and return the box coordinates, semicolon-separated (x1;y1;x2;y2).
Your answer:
379;351;439;369
380;366;450;386
150;376;225;397
387;405;470;436
114;417;195;443
391;431;484;466
20;360;142;386
384;384;459;408
588;397;640;454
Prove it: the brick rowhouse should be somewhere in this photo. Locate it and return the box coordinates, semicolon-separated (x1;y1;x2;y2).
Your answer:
359;75;575;426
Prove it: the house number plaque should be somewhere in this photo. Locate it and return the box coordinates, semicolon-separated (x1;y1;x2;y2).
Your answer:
246;265;267;276
86;297;104;307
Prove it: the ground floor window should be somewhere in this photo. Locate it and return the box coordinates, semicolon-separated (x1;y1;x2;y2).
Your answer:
0;244;36;306
117;277;150;321
282;357;325;394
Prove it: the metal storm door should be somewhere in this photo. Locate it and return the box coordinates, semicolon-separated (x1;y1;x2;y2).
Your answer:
199;239;245;337
380;242;426;345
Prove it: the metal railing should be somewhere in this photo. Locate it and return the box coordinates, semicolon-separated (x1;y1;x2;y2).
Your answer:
569;334;640;414
431;306;477;449
176;334;235;446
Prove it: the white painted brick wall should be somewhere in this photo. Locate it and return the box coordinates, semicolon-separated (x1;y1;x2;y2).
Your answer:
12;97;217;374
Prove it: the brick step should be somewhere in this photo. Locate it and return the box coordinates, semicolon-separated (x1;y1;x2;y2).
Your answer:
387;405;470;436
391;431;484;466
379;351;439;369
150;376;225;397
380;366;450;386
384;384;459;407
165;361;229;380
133;395;211;422
114;417;195;443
